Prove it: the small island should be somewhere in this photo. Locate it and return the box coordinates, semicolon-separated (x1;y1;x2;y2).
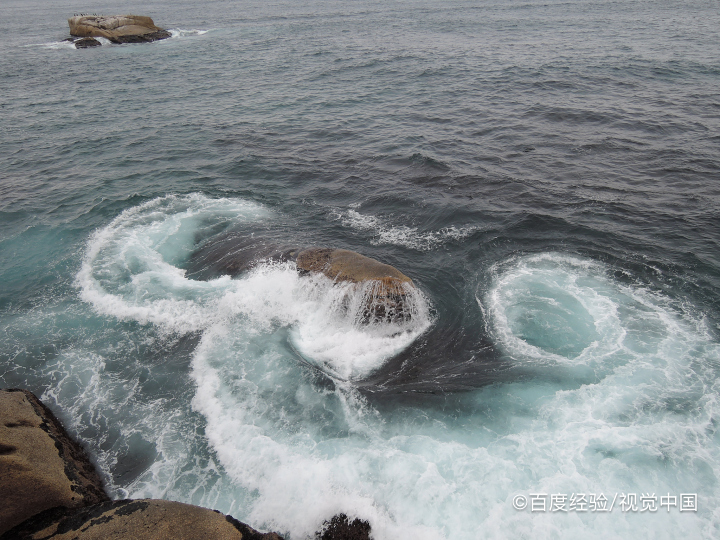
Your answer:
66;14;171;48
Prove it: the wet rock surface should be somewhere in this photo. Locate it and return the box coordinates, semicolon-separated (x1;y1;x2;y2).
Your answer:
186;233;301;280
0;390;287;539
296;248;413;287
315;514;372;540
72;37;102;49
187;235;419;324
68;15;171;44
188;236;420;324
1;499;283;540
297;248;416;323
0;389;109;536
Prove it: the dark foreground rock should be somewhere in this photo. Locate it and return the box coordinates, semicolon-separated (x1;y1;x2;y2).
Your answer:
0;389;109;535
1;499;283;540
68;15;171;44
316;514;371;540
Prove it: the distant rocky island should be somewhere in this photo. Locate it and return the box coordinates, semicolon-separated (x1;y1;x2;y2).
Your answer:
65;14;171;49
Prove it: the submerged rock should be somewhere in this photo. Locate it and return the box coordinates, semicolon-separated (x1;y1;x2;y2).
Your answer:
0;389;109;536
68;15;171;44
185;233;301;280
186;233;419;324
2;499;283;540
297;248;416;323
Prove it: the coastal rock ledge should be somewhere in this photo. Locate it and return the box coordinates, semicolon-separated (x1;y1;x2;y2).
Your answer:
0;389;281;540
68;15;171;44
0;389;108;535
1;499;282;540
1;389;371;539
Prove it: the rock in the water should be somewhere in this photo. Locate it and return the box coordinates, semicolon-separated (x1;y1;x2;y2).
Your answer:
186;235;419;324
73;37;102;49
315;514;371;540
296;248;413;285
297;248;416;323
68;15;171;44
1;499;284;540
0;389;109;536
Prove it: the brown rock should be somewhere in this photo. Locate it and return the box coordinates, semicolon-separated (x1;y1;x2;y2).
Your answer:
0;389;109;536
68;15;171;44
1;499;284;540
186;236;420;324
297;248;416;324
296;248;412;286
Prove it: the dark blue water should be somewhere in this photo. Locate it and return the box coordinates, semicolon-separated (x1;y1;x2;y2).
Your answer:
2;1;719;538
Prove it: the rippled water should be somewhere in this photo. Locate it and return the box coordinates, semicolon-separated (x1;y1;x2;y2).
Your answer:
1;0;719;538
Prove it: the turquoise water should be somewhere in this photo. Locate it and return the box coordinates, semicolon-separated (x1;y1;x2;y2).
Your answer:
2;1;720;538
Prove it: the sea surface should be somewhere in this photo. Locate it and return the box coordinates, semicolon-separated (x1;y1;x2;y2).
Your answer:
1;0;719;538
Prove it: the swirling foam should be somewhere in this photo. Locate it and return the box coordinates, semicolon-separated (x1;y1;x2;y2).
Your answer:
77;194;431;379
486;253;700;370
77;194;267;333
478;252;720;538
72;215;720;539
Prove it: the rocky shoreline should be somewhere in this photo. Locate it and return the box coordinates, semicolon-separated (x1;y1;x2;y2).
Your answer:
2;236;412;538
0;389;371;539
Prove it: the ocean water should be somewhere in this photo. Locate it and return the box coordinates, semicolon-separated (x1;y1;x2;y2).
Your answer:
1;0;720;538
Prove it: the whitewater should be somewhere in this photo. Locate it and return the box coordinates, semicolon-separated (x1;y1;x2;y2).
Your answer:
2;0;720;538
58;194;720;538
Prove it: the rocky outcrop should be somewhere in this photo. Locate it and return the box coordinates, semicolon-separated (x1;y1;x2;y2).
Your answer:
316;514;371;540
186;232;419;324
68;15;171;44
297;248;416;323
0;389;109;535
296;248;413;286
0;389;285;539
1;499;282;540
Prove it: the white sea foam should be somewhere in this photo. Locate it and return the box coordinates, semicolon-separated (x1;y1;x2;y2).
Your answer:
336;209;479;251
72;202;720;539
76;194;266;333
191;327;443;538
77;194;431;379
186;251;719;538
169;29;210;39
486;253;689;371
40;40;80;50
